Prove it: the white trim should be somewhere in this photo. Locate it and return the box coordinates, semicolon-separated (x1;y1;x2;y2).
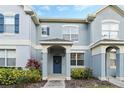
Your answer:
42;76;48;80
71;50;85;53
0;39;31;45
71;45;89;50
71;66;85;68
102;19;120;23
2;33;16;36
116;77;124;81
0;46;16;49
62;24;79;28
40;41;73;44
66;77;71;80
98;77;107;81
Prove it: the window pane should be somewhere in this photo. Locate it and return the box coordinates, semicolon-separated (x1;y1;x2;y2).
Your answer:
63;34;70;40
5;16;14;24
71;53;76;66
71;60;76;66
102;24;109;30
71;53;76;60
71;27;78;34
7;58;16;66
4;24;15;33
110;24;119;31
77;53;84;60
71;34;78;41
77;53;84;66
110;32;118;39
0;58;5;66
0;49;5;58
7;49;16;58
77;60;84;66
102;31;109;39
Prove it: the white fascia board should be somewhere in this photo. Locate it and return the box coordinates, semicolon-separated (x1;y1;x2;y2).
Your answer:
40;41;73;45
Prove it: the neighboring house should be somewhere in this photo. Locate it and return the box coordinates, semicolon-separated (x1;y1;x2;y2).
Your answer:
0;5;124;81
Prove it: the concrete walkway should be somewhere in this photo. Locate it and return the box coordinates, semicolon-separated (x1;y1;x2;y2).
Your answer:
43;80;65;88
108;77;124;88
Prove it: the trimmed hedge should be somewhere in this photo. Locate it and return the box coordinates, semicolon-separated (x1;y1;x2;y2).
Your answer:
71;68;92;79
0;68;42;85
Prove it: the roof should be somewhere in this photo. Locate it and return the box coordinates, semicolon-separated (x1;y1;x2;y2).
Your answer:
39;18;88;23
40;38;73;45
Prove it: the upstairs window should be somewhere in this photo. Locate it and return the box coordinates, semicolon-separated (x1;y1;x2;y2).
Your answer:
4;16;15;33
102;20;119;39
63;25;79;42
0;13;19;34
41;25;50;37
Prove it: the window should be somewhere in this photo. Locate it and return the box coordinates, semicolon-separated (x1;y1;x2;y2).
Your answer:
0;13;19;34
0;49;16;67
63;25;79;42
102;20;119;39
71;53;84;66
41;25;50;37
4;16;15;33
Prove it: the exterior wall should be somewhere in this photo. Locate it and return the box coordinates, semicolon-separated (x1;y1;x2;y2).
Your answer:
90;7;124;43
37;23;89;46
92;54;102;77
16;46;31;67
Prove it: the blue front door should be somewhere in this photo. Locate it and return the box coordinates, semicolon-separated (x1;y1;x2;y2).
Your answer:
53;56;62;74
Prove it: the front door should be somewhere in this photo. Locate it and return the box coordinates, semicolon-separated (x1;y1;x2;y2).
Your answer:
53;56;62;74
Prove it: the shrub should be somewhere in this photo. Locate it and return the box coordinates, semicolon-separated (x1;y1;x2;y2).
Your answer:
0;68;42;85
71;68;92;79
26;59;41;70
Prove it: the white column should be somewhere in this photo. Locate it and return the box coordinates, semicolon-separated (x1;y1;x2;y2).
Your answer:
42;47;48;80
66;47;71;80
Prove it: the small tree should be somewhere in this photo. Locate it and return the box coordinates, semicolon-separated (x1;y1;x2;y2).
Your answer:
26;59;41;70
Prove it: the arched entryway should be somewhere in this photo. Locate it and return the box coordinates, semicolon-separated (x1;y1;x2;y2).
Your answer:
47;45;66;75
106;46;120;79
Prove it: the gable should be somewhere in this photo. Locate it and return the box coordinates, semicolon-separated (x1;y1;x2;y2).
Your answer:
96;5;124;17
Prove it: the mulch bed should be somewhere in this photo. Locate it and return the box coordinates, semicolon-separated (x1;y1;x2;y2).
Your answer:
65;78;119;88
0;81;47;88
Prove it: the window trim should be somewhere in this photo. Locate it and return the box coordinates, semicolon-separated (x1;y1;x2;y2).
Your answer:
0;49;16;67
71;53;84;67
101;20;120;39
62;25;79;42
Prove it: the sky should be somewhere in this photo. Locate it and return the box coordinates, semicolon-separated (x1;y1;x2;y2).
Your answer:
32;5;124;19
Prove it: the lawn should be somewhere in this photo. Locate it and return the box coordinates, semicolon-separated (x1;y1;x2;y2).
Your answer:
65;78;119;88
0;81;47;88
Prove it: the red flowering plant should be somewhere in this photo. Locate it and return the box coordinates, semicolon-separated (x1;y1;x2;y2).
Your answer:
26;59;41;70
